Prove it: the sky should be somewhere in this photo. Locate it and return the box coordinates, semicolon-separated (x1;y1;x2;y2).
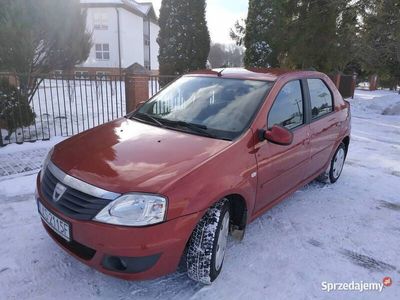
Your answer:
138;0;248;44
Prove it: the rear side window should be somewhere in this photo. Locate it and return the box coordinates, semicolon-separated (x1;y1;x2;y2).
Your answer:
308;79;333;119
268;80;304;130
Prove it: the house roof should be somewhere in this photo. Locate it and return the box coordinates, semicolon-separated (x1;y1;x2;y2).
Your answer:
80;0;157;22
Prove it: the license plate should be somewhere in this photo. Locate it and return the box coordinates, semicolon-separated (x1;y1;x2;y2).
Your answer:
38;201;71;242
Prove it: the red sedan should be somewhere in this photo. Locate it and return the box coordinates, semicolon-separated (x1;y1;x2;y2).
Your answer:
36;68;351;284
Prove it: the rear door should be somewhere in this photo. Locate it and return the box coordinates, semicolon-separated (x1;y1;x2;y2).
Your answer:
305;78;341;176
254;80;311;213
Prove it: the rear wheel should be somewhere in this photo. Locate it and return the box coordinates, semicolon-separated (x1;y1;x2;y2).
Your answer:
186;199;230;284
318;142;347;183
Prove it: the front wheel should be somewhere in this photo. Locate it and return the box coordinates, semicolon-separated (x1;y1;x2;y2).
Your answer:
318;142;347;183
186;199;230;284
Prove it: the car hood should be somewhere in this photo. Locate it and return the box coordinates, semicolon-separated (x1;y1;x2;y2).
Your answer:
51;118;231;194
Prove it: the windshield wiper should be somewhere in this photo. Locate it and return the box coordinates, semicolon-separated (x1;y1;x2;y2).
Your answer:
131;113;217;138
131;112;165;127
161;119;216;138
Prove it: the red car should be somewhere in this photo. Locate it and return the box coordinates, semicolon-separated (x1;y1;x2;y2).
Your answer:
36;68;351;284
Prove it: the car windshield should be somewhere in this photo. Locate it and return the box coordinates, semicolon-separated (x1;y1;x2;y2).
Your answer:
133;76;273;140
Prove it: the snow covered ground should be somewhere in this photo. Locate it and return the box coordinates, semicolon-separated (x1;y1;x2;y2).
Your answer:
0;90;399;300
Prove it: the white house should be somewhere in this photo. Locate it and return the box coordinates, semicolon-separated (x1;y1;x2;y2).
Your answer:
76;0;160;76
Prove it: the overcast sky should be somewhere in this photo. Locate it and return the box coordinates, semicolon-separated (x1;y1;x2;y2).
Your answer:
138;0;248;44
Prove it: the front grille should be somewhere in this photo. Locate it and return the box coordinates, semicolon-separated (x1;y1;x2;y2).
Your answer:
41;168;111;220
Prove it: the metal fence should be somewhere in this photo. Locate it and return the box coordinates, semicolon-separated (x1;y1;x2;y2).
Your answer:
0;73;171;146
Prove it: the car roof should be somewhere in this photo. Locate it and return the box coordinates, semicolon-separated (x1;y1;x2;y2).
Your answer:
185;68;324;82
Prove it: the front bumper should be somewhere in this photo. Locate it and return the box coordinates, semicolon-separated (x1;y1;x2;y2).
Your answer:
36;175;202;280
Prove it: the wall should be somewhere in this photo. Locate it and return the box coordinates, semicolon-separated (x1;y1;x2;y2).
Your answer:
80;7;120;68
119;8;144;69
80;6;160;71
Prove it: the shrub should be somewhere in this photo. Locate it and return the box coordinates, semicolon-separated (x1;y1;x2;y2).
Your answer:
0;78;36;138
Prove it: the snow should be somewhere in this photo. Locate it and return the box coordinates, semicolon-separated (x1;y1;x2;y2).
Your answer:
0;90;399;299
0;137;65;177
382;102;400;116
80;0;152;15
0;137;65;156
0;174;37;196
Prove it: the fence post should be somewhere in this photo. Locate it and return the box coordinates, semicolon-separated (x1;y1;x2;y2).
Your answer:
124;64;150;114
125;75;150;114
0;125;3;147
351;74;357;99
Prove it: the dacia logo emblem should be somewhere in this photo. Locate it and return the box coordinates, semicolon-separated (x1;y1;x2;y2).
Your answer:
53;183;67;202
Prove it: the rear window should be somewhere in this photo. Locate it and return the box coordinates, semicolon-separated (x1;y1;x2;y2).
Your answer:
308;79;333;119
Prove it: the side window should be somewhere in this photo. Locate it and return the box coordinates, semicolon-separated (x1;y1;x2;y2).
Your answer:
308;79;333;119
268;80;304;130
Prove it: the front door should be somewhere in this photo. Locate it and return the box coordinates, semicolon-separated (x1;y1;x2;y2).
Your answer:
254;80;311;213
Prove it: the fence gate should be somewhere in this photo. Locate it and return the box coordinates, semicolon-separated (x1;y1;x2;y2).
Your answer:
328;73;357;99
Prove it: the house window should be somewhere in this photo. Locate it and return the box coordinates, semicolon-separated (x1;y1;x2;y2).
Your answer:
94;13;108;30
96;71;110;80
143;18;151;70
143;19;150;36
54;70;63;78
75;71;89;79
95;44;110;61
144;40;150;70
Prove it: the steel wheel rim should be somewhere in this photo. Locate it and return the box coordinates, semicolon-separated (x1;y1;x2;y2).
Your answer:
215;211;230;271
332;148;345;179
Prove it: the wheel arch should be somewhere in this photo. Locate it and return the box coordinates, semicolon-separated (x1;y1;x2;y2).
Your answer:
224;193;248;231
342;135;350;155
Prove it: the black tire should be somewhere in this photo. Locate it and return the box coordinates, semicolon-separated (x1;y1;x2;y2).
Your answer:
186;199;230;284
318;142;347;184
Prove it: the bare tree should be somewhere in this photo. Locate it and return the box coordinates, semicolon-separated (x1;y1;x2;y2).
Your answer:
0;0;92;103
230;19;246;46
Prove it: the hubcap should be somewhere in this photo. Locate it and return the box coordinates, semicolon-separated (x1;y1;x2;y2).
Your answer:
215;211;230;271
332;148;345;179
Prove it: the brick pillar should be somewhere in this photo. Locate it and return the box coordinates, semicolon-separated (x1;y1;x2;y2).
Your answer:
125;75;149;113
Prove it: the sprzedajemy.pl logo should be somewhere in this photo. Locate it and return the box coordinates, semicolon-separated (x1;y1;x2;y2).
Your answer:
321;277;393;293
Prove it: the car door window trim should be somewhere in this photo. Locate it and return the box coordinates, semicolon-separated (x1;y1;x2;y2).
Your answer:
267;79;306;131
305;78;335;122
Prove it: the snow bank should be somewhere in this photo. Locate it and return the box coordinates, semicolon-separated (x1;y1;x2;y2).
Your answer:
0;174;37;197
382;102;400;116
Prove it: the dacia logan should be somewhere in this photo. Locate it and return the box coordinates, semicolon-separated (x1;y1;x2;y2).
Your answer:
36;68;351;284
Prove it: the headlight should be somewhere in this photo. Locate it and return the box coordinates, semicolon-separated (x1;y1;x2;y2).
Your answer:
94;193;167;226
40;147;54;181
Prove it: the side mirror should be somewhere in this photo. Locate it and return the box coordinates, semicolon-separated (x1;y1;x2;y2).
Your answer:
258;125;293;146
